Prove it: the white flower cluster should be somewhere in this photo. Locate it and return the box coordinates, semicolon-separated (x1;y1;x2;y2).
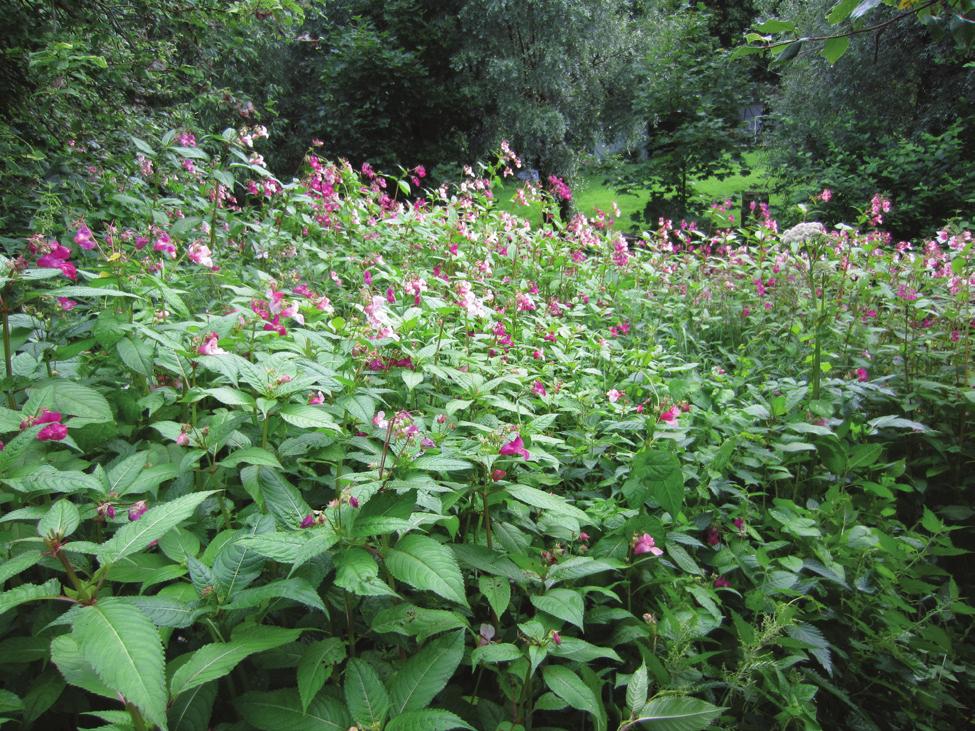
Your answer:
781;222;826;246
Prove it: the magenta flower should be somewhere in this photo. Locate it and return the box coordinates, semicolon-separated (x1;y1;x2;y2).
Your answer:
499;434;530;460
97;502;116;520
128;500;148;521
308;391;325;405
187;242;214;268
532;380;547;397
856;368;869;382
73;226;96;250
491;469;506;481
714;576;731;588
349;496;360;508
57;297;77;311
632;533;663;557
706;527;721;546
36;409;62;425
176;431;190;447
37;422;68;442
299;514;315;529
198;332;226;356
607;389;623;403
659;406;680;424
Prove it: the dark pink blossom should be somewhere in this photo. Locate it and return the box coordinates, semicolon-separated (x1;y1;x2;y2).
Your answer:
633;533;663;557
37;422;68;442
128;500;148;521
499;434;530;460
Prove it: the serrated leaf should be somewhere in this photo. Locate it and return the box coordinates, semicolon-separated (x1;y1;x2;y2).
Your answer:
631;696;724;730
280;404;340;430
411;455;473;472
627;663;649;712
388;630;464;714
472;643;522;666
238;531;323;563
219;447;281;469
371;603;468;641
97;491;217;565
37;499;80;538
117;337;155;377
352;491;415;537
115;596;202;628
168;679;217;731
344;658;389;727
0;578;61;613
550;636;621;663
73;598;168;730
169;626;303;698
623;448;684;516
505;483;592;524
223;578;324;613
0;550;44;585
385;709;475;731
531;588;584;629
385;534;469;607
334;547;397;597
234;688;351;731
543;665;606;731
50;634;116;699
478;575;511;617
822;35;850;64
204;387;255;407
297;639;346;712
257;468;311;529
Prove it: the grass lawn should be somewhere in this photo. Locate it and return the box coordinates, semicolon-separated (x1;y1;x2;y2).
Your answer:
494;150;783;230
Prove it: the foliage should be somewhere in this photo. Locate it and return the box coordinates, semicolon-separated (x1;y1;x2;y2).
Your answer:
616;5;750;223
0;124;973;731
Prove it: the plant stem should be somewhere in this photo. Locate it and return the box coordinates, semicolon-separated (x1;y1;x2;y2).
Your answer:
0;292;15;408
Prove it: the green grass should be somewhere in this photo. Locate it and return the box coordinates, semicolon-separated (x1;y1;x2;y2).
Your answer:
494;150;782;230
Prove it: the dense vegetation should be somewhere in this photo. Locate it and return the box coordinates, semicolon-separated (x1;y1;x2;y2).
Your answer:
1;1;973;730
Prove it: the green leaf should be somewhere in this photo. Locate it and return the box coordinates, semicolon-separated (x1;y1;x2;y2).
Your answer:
297;639;346;712
626;663;649;713
403;370;423;390
531;588;585;629
753;19;796;34
238;531;324;563
219;447;282;469
26;380;113;424
169;626;303;698
50;634;116;700
117;337;155;377
223;578;325;613
280;404;340;430
472;643;523;666
107;452;149;495
371;603;468;641
344;658;390;728
334;547;398;597
827;0;859;24
352;491;415;537
44;285;141;299
234;689;351;731
0;550;44;585
630;696;724;730
478;575;511;617
204;387;255;407
388;630;464;713
505;483;591;524
822;35;850;64
257;468;311;529
0;578;61;613
115;596;203;628
168;680;216;731
97;491;217;565
385;709;475;731
0;689;23;715
622;448;684;516
411;455;473;472
38;499;80;538
385;534;469;608
72;598;168;730
542;665;606;731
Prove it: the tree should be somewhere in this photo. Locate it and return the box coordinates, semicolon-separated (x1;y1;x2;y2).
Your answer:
454;0;638;201
617;4;748;222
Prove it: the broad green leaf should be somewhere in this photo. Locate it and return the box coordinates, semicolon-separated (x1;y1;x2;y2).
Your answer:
352;491;415;537
385;534;469;607
280;404;340;430
238;531;324;563
411;455;473;472
0;688;23;715
542;665;606;731
297;639;346;712
38;499;80;538
371;603;469;641
626;662;649;713
50;635;116;700
234;689;351;731
478;575;511;617
630;696;724;730
26;379;113;424
117;337;155;377
204;387;255;407
72;598;168;730
531;588;584;629
344;658;390;728
0;550;44;585
115;596;203;628
223;578;325;613
505;483;591;524
827;0;859;24
472;643;523;666
388;630;464;713
211;520;274;597
334;547;398;597
97;491;217;565
257;467;311;529
22;669;65;723
168;680;217;731
107;452;148;495
622;448;684;516
169;626;303;698
219;447;282;469
0;578;61;614
385;709;475;731
550;636;622;663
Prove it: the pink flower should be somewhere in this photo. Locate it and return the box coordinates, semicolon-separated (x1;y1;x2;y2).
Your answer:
659;406;680;424
386;287;396;303
57;297;77;311
714;576;731;588
128;500;148;522
607;389;623;403
37;409;62;425
198;332;226;356
733;517;745;531
176;431;190;447
491;469;506;481
308;391;325;405
373;411;390;430
37;422;68;442
706;527;721;546
300;514;315;529
74;225;96;250
532;380;547;397
632;533;663;557
97;502;115;519
499;434;530;460
363;270;373;286
578;532;590;543
819;188;832;203
187;242;214;268
349;496;360;508
856;368;869;382
550;631;562;646
421;437;435;449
